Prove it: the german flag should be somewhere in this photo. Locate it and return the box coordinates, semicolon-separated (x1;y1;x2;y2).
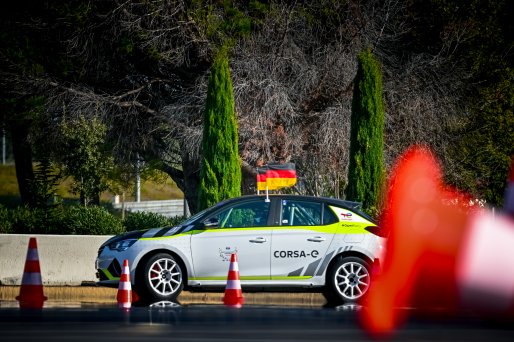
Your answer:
256;163;297;191
256;167;268;191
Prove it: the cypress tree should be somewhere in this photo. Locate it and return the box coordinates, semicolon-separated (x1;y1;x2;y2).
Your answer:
197;52;241;211
346;49;385;213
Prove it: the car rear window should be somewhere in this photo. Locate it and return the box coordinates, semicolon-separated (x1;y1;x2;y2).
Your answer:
281;200;322;226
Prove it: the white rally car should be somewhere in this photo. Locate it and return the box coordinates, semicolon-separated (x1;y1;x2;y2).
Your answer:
96;195;386;305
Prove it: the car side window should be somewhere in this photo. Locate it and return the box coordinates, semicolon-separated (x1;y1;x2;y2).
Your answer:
213;201;271;228
323;204;339;225
281;200;322;226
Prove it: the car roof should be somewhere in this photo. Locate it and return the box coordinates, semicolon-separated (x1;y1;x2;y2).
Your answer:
184;194;377;227
218;194;373;220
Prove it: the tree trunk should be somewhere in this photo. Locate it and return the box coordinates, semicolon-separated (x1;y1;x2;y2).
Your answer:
159;151;200;215
241;163;257;195
80;191;87;207
92;189;100;206
10;122;35;207
80;190;100;206
181;151;200;214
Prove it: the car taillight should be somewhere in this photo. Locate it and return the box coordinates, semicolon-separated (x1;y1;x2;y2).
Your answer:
365;225;388;238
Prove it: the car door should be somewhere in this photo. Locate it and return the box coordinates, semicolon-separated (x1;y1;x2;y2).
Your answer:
271;199;337;279
190;198;272;282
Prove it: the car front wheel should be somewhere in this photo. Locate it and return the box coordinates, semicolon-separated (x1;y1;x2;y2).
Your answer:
324;256;371;306
137;253;184;303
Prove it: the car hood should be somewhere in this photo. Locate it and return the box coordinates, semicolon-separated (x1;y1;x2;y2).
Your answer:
100;226;183;248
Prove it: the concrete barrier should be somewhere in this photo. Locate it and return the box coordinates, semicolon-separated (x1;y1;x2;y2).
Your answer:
0;234;112;286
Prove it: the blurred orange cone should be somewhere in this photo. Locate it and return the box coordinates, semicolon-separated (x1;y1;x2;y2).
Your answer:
16;237;47;309
360;147;470;335
223;253;244;308
361;147;514;336
117;259;132;310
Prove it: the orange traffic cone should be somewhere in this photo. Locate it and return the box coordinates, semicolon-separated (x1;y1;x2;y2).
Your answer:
361;147;514;336
117;259;132;310
223;253;244;308
16;237;47;309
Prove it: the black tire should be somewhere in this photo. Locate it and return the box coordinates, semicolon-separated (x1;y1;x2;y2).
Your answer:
137;253;184;303
323;256;371;306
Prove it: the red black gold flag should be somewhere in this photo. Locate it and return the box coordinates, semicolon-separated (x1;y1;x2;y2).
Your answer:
256;163;297;191
256;167;268;191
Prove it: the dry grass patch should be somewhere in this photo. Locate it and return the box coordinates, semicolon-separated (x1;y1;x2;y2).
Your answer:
0;164;183;205
0;165;20;196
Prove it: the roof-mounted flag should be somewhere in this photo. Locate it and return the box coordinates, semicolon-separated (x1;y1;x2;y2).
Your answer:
256;163;297;191
256;167;268;191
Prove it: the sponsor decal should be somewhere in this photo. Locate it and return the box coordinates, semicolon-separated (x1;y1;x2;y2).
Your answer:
219;247;238;262
340;212;353;220
274;250;319;258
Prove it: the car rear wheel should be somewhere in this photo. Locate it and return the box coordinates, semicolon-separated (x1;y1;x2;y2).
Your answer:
324;256;371;306
137;253;184;303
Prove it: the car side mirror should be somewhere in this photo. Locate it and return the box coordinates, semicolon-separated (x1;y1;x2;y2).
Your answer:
203;217;220;228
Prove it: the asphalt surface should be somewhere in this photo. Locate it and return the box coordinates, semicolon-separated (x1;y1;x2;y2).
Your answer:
1;302;513;341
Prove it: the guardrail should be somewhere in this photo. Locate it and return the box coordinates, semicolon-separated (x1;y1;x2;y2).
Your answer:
112;199;186;217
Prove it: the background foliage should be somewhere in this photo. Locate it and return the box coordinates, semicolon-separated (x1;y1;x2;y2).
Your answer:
197;52;241;211
56;115;114;206
0;0;512;222
347;49;385;213
124;211;186;232
0;204;185;235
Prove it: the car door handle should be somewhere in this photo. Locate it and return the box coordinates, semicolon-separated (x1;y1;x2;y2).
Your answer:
307;236;326;242
249;237;267;243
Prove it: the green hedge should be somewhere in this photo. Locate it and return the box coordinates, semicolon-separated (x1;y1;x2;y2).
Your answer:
0;205;186;235
3;206;64;234
0;205;12;234
0;205;124;235
61;206;124;235
124;211;186;231
168;214;187;227
9;206;48;234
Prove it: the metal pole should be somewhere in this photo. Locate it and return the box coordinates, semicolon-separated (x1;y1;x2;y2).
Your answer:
135;154;141;203
183;198;190;218
121;192;126;220
2;128;5;165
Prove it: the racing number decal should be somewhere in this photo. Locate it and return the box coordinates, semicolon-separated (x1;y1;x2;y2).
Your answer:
273;250;319;258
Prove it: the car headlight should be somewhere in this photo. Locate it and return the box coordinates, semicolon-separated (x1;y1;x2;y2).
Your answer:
108;239;138;252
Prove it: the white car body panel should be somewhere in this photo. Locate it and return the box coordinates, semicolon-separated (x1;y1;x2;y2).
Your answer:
95;195;386;294
270;227;334;281
190;228;272;282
